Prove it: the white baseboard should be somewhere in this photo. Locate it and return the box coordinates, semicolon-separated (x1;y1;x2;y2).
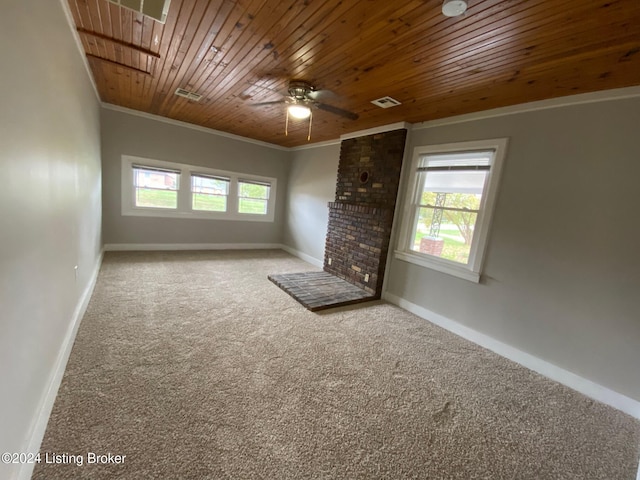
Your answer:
104;242;326;269
382;292;640;420
17;250;104;480
279;244;323;268
104;242;282;251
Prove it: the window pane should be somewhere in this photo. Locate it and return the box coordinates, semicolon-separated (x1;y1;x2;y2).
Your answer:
443;192;482;210
423;170;487;194
134;168;178;189
192;193;227;212
192;175;229;194
133;167;179;209
135;188;178;209
421;190;482;211
412;207;477;264
238;198;268;215
239;181;270;200
191;175;228;212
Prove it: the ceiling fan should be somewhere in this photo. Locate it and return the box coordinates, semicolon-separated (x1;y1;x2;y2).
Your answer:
251;80;358;140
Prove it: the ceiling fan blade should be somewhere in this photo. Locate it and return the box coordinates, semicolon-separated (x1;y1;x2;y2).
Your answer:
315;102;359;120
251;100;286;107
307;89;334;101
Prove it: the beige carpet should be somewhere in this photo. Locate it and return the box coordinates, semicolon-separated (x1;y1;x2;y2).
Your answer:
34;250;640;479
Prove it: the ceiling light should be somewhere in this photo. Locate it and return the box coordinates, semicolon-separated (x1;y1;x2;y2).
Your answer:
288;104;311;119
442;0;467;17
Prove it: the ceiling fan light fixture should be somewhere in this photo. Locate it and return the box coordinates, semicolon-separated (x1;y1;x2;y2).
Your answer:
442;0;467;17
288;104;312;119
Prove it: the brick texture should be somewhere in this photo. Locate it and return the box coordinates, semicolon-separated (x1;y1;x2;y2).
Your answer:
323;129;407;295
419;237;445;256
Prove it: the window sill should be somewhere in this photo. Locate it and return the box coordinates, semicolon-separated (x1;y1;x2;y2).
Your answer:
394;250;480;283
122;208;274;222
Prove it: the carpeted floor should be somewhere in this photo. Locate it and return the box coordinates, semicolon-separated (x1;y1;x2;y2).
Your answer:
34;250;640;479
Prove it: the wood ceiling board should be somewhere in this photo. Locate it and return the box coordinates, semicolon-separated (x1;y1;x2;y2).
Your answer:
169;1;285;117
328;25;632;112
148;0;186;111
233;1;430;99
402;52;640;120
177;0;302;113
181;0;414;120
68;0;640;147
362;32;639;108
97;0;114;37
318;1;625;95
153;1;226;116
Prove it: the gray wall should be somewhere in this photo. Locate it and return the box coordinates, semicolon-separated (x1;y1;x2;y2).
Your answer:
283;143;340;263
386;96;640;401
0;0;102;476
101;109;291;246
282;97;640;401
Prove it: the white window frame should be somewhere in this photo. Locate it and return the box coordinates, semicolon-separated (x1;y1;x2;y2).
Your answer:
395;138;508;282
121;155;277;222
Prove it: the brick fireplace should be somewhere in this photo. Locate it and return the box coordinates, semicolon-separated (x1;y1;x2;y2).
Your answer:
323;128;407;297
269;127;408;310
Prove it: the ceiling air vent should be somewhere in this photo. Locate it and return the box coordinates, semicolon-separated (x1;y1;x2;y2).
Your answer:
175;88;203;102
108;0;171;24
371;96;402;108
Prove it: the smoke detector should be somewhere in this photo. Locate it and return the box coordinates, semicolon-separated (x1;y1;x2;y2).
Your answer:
442;0;468;17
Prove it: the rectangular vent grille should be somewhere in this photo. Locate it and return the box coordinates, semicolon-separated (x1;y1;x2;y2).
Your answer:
175;88;203;102
371;96;402;108
108;0;171;24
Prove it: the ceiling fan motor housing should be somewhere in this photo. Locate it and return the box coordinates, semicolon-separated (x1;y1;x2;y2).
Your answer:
288;80;315;100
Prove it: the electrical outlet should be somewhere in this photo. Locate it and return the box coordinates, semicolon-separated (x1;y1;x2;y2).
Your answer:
328;258;332;265
364;273;369;282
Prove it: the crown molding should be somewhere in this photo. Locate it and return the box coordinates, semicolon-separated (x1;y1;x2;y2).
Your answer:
290;139;341;151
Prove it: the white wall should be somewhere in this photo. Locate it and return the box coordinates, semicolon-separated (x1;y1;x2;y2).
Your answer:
386;95;640;401
0;1;102;478
101;108;291;247
282;143;341;264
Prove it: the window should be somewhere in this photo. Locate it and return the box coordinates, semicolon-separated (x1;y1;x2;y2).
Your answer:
191;174;229;212
238;180;270;215
121;156;276;222
133;165;179;209
396;138;507;282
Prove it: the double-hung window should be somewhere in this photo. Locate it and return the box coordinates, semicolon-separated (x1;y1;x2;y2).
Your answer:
133;165;180;209
396;138;507;282
121;155;277;222
238;180;270;215
191;174;229;212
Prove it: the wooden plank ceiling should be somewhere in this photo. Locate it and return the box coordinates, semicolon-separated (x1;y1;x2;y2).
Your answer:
69;0;640;147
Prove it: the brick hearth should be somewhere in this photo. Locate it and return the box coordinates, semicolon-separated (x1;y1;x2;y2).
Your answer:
268;271;374;311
